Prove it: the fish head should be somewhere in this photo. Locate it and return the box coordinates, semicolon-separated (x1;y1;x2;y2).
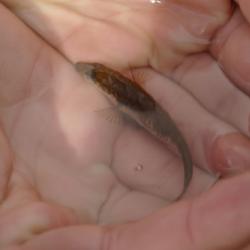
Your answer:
75;62;97;80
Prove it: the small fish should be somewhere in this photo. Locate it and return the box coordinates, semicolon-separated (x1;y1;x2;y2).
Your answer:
75;62;193;199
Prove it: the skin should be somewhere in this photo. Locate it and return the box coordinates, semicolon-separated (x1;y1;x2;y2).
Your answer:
0;0;250;249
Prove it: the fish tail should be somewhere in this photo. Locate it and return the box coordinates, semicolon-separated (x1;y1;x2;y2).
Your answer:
174;134;193;200
137;106;193;200
154;107;193;200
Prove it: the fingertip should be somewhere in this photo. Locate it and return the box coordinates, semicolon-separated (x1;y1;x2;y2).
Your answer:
211;132;250;175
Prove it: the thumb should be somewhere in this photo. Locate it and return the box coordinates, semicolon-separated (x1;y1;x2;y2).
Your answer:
6;173;250;250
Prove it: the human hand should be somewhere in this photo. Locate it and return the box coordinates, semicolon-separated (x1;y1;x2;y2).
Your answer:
5;173;250;250
0;0;250;249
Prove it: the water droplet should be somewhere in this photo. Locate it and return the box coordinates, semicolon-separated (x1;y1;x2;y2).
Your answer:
150;0;162;4
135;164;144;172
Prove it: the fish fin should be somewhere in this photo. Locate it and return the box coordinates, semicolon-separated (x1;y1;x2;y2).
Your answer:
95;106;141;129
137;111;165;138
120;111;142;129
126;63;146;87
137;111;153;128
95;106;124;125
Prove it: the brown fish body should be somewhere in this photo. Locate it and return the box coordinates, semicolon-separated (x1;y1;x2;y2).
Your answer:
76;63;156;111
75;62;193;199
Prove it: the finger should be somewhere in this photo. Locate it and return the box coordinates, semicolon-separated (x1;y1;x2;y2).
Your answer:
135;68;250;176
111;172;250;250
7;173;250;250
236;0;250;24
211;7;250;95
0;3;55;107
0;202;78;248
1;0;231;71
173;53;250;137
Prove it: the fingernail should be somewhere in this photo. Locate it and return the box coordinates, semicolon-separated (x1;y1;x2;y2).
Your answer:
212;133;250;175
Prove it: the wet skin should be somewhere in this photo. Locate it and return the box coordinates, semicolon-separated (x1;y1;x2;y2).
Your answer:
75;62;193;199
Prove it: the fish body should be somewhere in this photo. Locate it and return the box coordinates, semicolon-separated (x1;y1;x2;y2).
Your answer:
75;62;193;199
